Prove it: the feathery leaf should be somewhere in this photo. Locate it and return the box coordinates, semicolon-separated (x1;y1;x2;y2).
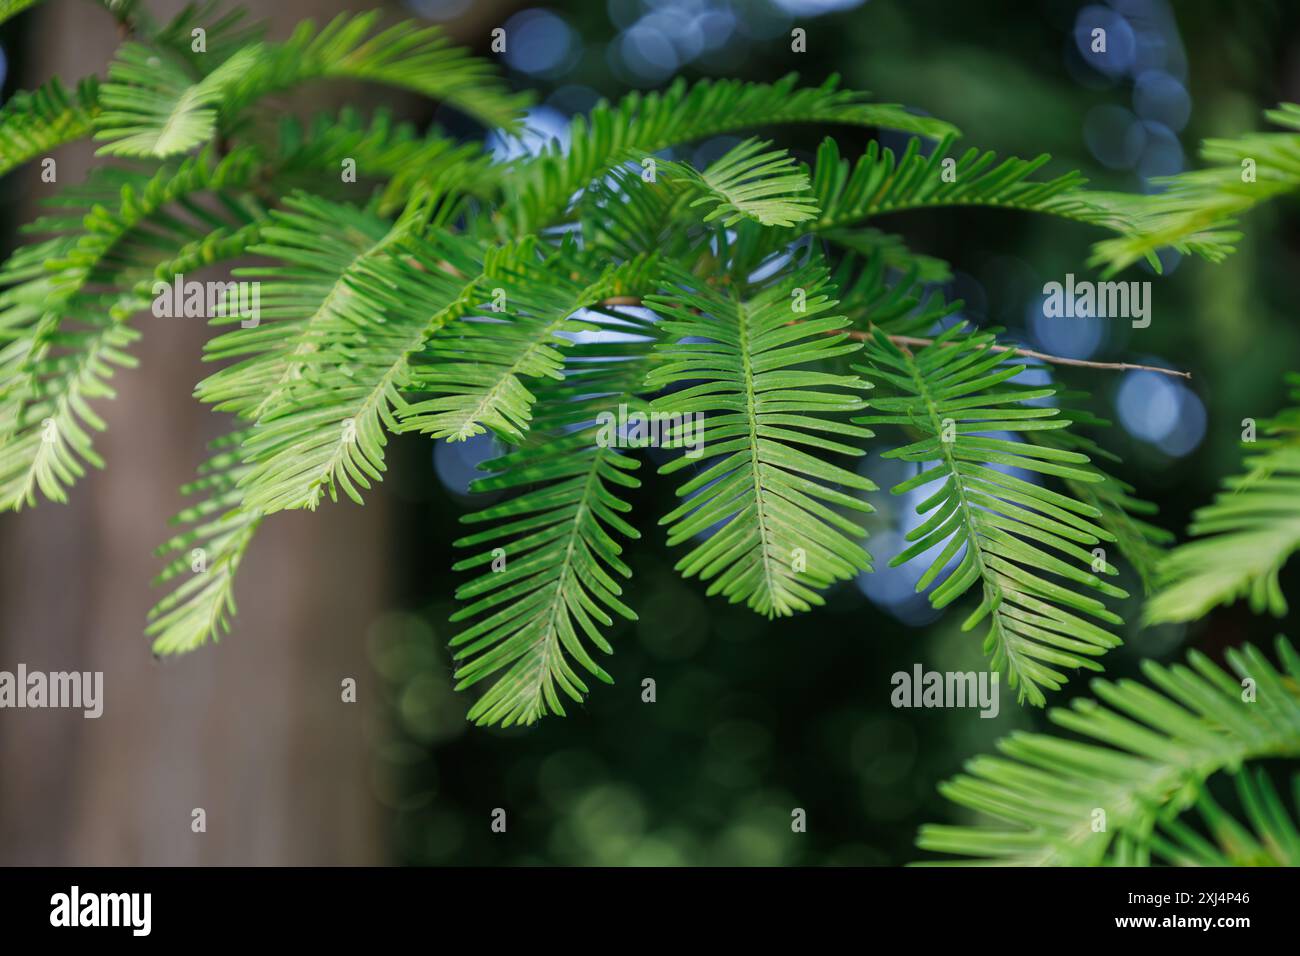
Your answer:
147;429;262;654
663;138;819;228
95;43;261;158
917;638;1300;865
203;192;480;512
503;74;957;231
220;12;530;132
398;245;659;444
0;77;101;178
646;261;875;617
0;148;262;507
1090;103;1300;275
448;344;656;725
856;324;1128;705
1145;374;1300;623
806;134;1150;241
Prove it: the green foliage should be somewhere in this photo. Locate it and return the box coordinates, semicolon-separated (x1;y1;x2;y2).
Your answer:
446;317;658;726
0;1;1272;742
200;191;476;513
663;138;819;228
856;325;1126;705
95;43;260;157
1138;766;1300;866
917;637;1300;865
147;430;261;654
397;247;658;444
0;77;100;178
0;290;139;508
806;135;1149;243
0;0;40;27
1090;103;1300;275
270;108;488;212
449;421;642;727
498;73;959;233
646;263;875;617
1027;393;1173;595
215;12;532;131
0;147;262;509
1145;374;1300;624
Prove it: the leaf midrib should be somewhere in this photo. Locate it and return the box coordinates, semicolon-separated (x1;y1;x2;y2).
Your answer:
252;226;407;422
297;282;479;507
447;310;569;439
903;349;1017;677
736;291;780;611
521;447;605;721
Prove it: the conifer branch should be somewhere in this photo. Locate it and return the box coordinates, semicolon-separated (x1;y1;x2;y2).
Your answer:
0;10;1271;738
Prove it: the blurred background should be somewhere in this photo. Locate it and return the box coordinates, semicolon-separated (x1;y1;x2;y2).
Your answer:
1;0;1299;865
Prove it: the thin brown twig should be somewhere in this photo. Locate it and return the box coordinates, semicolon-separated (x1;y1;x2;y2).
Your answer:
594;297;1192;380
874;333;1191;380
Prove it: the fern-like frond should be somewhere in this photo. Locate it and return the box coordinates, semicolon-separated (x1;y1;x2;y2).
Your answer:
503;74;957;231
856;325;1127;705
96;14;526;160
450;428;641;727
196;192;410;420
448;333;659;726
153;0;266;69
0;295;139;509
203;193;481;512
1027;390;1172;593
1134;766;1300;866
110;217;266;321
0;239;75;445
32;145;263;302
832;245;1156;607
577;164;698;262
663;138;819;227
94;42;261;158
917;637;1300;865
1068;469;1170;595
0;151;262;508
1145;374;1300;624
806;135;1151;242
220;12;530;132
147;429;262;654
1091;103;1300;275
644;261;874;617
271;108;490;212
398;246;659;444
0;77;100;178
